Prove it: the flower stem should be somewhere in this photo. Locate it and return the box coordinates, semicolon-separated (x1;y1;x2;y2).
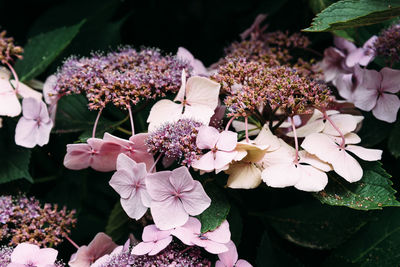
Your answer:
244;116;250;143
65;236;80;250
323;111;345;148
5;61;19;93
116;126;132;135
92;108;103;138
150;153;162;173
290;116;299;164
225;117;235;131
128;105;135;136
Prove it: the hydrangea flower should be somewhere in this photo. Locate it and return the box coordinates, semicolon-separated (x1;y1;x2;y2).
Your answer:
177;47;208;76
147;70;220;131
145;166;211;230
172;217;231;254
216;240;252;267
131;225;172;256
8;243;58;267
109;154;151;220
352;67;400;123
15;97;53;148
374;22;400;63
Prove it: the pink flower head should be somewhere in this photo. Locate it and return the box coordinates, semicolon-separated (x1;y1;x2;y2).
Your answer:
261;139;331;192
191;126;238;173
0;68;42;117
301;133;382;182
216;240;252;267
109;153;151;220
353;67;400;123
145;166;211;230
131;224;173;256
172;217;231;254
15;97;53;148
102;133;155;172
69;232;118;267
177;47;208;76
345;36;377;67
63;138;121;172
8;242;58;267
147;70;220;131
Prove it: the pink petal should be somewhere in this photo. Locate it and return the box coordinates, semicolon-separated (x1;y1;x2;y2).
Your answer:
262;163;300;188
323;114;360;136
372;93;400;123
148;236;173;256
36;121;53;146
288;118;325;138
182;104;216;126
11;243;40;263
334;37;357;54
353;88;378;111
192;238;228;254
120;193;148;220
215;151;237;170
381;67;400;93
169;166;195;193
15;118;39;148
185;76;220;111
21;97;41;119
63;143;91;170
35;248;58;266
146;171;176;201
254;125;280;150
142;225;171;242
196;126;220;149
346;145;382;161
0;80;21;117
150;198;188;230
335;73;355;100
171;217;201;245
147;99;183;132
216;131;237;151
43;75;58;105
293;165;328;192
191;151;215;172
181;180;211;216
215;261;226;267
11;80;42;101
217;240;238;267
68;246;91;266
90;139;121;172
299;151;332;172
236;259;253;267
87;233;118;260
130;242;154;256
206;220;231;244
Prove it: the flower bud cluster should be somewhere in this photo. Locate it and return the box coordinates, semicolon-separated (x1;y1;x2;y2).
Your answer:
0;30;23;65
0;195;76;247
55;47;192;110
146;119;203;166
374;22;400;63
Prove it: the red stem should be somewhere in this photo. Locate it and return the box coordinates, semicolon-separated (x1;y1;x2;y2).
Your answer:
290;116;299;164
323;111;345;148
149;153;162;173
65;236;80;250
92;108;103;138
5;61;19;93
225;116;235;131
128;105;135;136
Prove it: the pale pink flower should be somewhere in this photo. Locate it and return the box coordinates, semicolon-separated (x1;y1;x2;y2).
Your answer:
191;126;238;173
131;225;172;256
90;246;123;267
145;166;211;230
69;233;118;267
172;217;231;254
8;243;58;267
177;47;208;76
334;65;364;101
63;138;121;172
0;68;42;117
345;36;377;67
147;70;220;131
216;240;252;267
261;139;331;192
102;133;155;172
353;67;400;123
109;153;151;220
15;98;53;148
43;75;59;122
301;133;382;182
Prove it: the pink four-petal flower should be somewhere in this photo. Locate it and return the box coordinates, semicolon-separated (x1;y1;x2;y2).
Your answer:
9;243;58;267
131;224;173;256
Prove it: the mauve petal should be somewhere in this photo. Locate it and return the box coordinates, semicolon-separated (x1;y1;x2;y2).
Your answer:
214;151;237;170
115;153;135;176
131;242;154;256
88;233;118;260
128;151;155;172
191;151;215;172
345;48;365;67
121;194;148;220
293;165;328;192
63;144;91;170
149;236;173;256
170;166;195;192
217;240;238;267
346;145;382;161
43;75;57;105
181;181;211;216
142;225;171;242
334;73;355;100
215;261;226;267
38;100;51;122
7;263;25;267
35;248;58;266
381;67;400;93
36;120;53;147
334;37;357;54
150;198;188;230
192;239;228;254
146;171;175;201
15;118;39;148
372;93;400;123
353;88;378;111
236;259;253;267
68;246;91;266
171;217;201;245
90;139;121;172
139;189;152;208
12;81;42;101
206;220;231;243
21;97;41;119
196;126;220;149
362;68;382;90
216;131;237;151
110;169;135;199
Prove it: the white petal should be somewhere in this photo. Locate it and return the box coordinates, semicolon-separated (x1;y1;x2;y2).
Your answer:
346;145;382;161
147;100;183;132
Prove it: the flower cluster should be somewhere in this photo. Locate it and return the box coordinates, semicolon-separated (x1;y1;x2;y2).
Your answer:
0;195;77;247
374;22;400;64
54;47;192;110
146;119;203;166
0;30;23;65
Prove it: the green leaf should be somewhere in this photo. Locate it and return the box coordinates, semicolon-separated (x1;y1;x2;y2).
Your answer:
261;201;372;249
14;21;84;82
105;201;131;242
309;0;336;14
304;0;400;32
388;118;400;158
197;183;230;233
324;208;400;266
0;120;32;184
55;95;125;137
314;161;400;210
